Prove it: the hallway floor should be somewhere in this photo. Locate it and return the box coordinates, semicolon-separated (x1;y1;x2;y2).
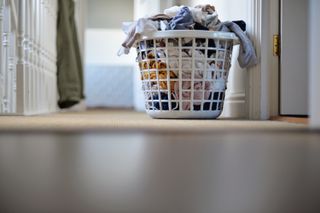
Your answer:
0;129;319;213
0;109;307;132
0;110;319;213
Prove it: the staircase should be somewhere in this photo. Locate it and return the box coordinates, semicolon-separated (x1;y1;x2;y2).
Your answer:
0;0;58;115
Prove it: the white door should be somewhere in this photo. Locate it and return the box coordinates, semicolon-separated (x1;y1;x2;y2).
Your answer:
280;0;309;116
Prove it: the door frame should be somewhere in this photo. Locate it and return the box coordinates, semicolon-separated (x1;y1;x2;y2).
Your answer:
246;0;280;120
309;0;320;128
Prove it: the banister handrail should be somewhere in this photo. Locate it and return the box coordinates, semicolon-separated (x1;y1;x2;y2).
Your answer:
8;0;17;30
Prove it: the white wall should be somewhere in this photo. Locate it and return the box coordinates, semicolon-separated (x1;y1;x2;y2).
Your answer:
189;0;250;22
74;0;87;65
280;0;309;116
134;0;160;19
309;0;320;128
87;0;133;29
84;29;136;108
84;0;136;109
85;29;136;66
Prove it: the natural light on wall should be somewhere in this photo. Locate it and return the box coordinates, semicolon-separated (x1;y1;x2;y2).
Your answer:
84;0;136;108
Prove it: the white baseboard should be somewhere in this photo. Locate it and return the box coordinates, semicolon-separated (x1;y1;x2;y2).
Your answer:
220;92;246;119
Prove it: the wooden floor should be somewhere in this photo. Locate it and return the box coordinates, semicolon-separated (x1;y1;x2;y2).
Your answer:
0;109;307;132
1;130;320;213
0;110;319;213
271;116;309;125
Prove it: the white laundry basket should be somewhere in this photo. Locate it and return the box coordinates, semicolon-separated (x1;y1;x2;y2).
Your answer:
136;30;238;119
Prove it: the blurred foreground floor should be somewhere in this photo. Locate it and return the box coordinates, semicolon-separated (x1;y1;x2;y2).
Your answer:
0;110;319;213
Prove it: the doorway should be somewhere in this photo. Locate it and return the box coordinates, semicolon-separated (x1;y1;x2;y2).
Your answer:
280;0;309;116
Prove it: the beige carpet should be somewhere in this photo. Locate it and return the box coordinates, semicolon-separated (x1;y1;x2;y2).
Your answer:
0;109;307;132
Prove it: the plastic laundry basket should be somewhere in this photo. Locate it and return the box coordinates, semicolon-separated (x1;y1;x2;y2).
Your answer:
135;30;239;119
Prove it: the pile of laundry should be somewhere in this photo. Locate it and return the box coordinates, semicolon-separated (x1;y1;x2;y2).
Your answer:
119;4;258;111
119;4;257;68
137;45;225;111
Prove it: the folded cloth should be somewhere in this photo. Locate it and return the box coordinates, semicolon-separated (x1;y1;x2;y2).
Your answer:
149;14;173;30
196;4;216;12
191;4;220;30
164;5;185;17
167;6;194;30
149;14;172;21
233;20;246;31
194;22;209;30
119;5;258;69
118;18;158;55
214;21;258;69
174;80;212;110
